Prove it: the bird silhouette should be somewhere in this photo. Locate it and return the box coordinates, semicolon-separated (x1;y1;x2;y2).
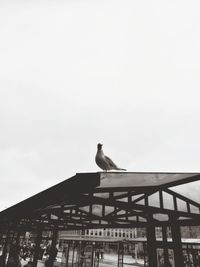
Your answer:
95;143;126;171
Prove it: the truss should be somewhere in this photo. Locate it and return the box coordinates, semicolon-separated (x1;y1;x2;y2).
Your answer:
0;172;199;232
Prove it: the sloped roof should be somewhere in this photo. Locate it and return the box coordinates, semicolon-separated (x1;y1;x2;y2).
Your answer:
0;172;199;231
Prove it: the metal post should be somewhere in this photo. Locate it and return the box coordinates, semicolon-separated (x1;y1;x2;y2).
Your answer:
143;242;147;267
48;226;58;267
146;214;158;267
118;241;124;267
1;228;10;266
65;241;70;267
33;227;43;267
135;243;138;264
91;242;95;267
171;217;184;267
162;225;170;267
72;241;75;267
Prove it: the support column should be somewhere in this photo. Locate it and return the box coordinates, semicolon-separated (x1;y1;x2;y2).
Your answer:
48;225;58;267
146;215;158;267
143;242;147;267
170;217;184;267
33;227;43;267
162;225;170;267
117;241;123;267
1;228;10;267
65;241;70;267
91;242;95;267
71;241;75;267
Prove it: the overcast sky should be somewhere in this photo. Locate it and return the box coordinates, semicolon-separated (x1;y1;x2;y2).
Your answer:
0;0;200;211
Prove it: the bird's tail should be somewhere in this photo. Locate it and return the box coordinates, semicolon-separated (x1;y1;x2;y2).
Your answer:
117;167;126;171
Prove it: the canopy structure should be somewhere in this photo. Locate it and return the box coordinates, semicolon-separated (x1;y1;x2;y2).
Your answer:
0;172;199;231
0;172;200;267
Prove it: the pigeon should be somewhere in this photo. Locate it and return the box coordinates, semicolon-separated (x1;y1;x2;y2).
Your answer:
95;143;126;171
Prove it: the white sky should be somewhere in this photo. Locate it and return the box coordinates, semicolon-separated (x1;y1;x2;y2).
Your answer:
0;0;200;210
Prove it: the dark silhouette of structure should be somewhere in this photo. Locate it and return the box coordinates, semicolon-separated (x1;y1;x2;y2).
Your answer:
0;172;199;267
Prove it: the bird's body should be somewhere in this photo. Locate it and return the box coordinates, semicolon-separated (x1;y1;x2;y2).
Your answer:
95;143;126;171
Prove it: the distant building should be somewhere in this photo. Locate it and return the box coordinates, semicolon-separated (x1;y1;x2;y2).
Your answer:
85;228;137;239
58;228;137;241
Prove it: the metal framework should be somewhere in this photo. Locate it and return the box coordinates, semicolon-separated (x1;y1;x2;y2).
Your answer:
0;172;200;267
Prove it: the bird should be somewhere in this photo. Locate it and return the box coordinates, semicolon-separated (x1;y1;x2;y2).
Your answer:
95;143;126;171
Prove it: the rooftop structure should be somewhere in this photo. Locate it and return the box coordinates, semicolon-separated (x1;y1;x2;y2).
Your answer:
0;172;199;267
0;172;199;230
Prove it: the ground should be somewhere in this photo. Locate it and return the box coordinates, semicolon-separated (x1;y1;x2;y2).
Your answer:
35;253;144;267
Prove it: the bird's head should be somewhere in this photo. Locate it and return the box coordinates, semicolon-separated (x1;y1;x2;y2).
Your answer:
97;143;103;150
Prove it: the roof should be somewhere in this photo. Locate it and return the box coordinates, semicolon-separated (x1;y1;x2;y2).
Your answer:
99;172;200;189
0;172;199;231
